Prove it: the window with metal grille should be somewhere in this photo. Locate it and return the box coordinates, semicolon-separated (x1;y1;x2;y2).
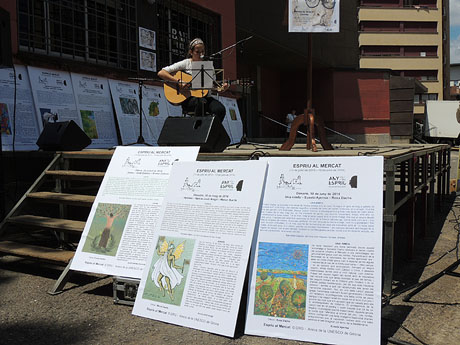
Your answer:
17;0;138;71
155;0;221;71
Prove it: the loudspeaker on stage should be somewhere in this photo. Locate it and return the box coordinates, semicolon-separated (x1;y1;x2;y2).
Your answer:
36;120;92;151
158;116;230;153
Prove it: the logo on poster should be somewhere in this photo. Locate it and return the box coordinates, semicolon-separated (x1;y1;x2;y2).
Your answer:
181;177;201;191
328;175;358;188
122;157;141;168
219;179;244;191
277;174;302;190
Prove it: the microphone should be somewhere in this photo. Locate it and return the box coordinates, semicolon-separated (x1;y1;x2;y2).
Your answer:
200;54;215;60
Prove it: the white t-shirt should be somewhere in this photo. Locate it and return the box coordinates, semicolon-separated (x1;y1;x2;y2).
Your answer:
286;113;296;132
162;59;193;75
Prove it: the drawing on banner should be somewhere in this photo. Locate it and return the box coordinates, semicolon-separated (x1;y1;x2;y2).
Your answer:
82;203;131;256
120;97;139;115
254;242;309;320
143;236;194;305
148;100;160;116
80;110;98;139
277;174;302;190
39;108;56;126
229;108;237;121
0;103;11;134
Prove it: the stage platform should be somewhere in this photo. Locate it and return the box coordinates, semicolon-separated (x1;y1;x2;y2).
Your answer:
0;143;451;295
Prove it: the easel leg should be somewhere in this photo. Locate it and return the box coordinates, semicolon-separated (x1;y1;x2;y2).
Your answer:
48;258;74;295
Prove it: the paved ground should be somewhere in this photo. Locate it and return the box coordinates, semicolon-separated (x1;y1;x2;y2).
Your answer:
1;152;460;345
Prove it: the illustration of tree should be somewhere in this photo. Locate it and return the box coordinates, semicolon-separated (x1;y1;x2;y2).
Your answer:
95;203;130;248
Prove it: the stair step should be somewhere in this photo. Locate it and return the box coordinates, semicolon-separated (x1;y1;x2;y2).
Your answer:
27;192;95;207
0;240;74;264
46;170;105;181
7;215;86;234
61;150;114;160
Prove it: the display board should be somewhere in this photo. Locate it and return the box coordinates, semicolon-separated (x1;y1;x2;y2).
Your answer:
71;146;200;278
289;0;340;33
0;65;40;151
245;156;383;345
27;66;80;132
133;160;268;337
70;73;118;148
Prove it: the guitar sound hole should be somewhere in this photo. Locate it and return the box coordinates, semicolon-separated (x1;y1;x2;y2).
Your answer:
193;120;202;129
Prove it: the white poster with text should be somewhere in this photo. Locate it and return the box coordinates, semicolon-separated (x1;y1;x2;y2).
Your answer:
133;160;268;337
245;156;383;345
71;146;200;278
0;65;40;151
27;66;80;132
71;73;118;148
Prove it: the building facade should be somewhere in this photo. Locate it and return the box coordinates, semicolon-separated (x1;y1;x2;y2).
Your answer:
358;0;450;117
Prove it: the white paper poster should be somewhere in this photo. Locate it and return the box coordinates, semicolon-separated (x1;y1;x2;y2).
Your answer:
0;65;40;151
245;157;383;345
218;96;243;144
289;0;340;33
140;50;157;72
141;84;170;142
71;73;118;148
139;27;156;50
70;146;200;278
109;79;167;145
133;160;268;337
27;66;80;132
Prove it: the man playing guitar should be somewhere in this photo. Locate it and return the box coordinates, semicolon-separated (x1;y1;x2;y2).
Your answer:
158;38;228;122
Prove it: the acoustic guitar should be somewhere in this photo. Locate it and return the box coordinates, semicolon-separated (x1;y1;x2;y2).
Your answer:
163;71;253;105
163;71;209;105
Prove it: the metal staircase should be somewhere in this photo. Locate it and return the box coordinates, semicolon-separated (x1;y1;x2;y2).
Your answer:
0;150;113;293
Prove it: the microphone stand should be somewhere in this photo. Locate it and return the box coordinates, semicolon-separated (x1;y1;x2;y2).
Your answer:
205;36;253;60
126;77;155;146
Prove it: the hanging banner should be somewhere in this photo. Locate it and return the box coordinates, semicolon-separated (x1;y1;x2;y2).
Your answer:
70;73;118;148
289;0;340;33
0;65;40;151
245;156;383;345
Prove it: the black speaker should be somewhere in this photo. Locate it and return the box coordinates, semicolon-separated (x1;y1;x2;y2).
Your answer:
36;120;92;151
0;7;13;68
158;116;230;153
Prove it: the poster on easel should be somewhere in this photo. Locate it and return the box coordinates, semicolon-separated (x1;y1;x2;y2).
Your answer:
70;73;118;148
245;156;383;345
133;160;268;337
0;65;40;151
27;66;80;132
71;146;200;278
289;0;340;33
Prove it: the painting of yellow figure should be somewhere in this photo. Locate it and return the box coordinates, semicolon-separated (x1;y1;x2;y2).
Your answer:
143;236;194;306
